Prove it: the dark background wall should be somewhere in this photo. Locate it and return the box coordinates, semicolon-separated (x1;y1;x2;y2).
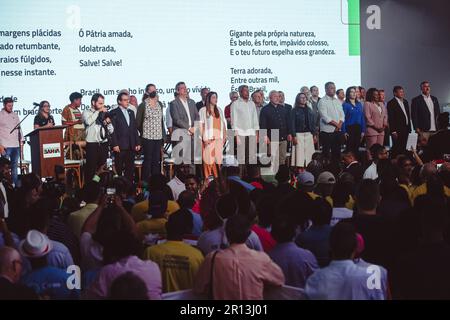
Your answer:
360;0;450;109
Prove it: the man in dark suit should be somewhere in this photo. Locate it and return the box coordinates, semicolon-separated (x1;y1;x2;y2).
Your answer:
0;246;38;299
195;87;209;111
342;150;364;183
110;92;141;182
387;86;411;157
411;81;440;137
170;82;200;171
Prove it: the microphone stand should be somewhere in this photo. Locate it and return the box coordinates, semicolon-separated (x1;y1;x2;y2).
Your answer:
9;103;39;178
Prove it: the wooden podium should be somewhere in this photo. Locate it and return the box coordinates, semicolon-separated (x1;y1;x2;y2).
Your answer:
25;125;66;178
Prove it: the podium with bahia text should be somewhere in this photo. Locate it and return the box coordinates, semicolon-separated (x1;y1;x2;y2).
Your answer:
25;125;66;178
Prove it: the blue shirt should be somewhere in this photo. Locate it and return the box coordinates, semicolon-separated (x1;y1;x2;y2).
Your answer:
295;225;332;267
227;176;256;192
269;242;319;288
189;209;203;237
305;260;387;300
342;101;366;133
21;266;80;300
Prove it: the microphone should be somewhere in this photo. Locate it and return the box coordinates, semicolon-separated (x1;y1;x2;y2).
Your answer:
33;102;40;108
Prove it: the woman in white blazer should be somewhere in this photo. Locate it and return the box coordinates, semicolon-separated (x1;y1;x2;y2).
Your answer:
199;92;227;178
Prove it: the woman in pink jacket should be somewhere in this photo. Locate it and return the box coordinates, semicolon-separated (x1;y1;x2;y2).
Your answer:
364;88;388;152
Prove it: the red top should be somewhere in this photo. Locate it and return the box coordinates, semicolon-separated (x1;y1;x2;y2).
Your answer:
251;224;277;253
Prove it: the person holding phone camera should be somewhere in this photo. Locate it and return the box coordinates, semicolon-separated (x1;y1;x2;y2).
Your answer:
83;93;114;182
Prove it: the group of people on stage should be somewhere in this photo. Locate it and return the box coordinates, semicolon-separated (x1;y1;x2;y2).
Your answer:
0;80;448;187
0;79;450;301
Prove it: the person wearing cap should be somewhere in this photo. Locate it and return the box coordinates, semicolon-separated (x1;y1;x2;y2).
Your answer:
0;246;38;300
20;230;79;299
312;171;336;207
221;155;256;192
296;171;315;193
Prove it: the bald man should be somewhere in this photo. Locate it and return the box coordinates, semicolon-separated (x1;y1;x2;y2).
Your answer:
0;246;37;299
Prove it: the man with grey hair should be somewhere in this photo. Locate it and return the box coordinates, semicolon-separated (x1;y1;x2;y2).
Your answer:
251;90;265;118
259;90;292;167
231;85;259;169
318;82;345;160
0;246;37;299
279;91;293;113
170;81;200;172
224;91;239;129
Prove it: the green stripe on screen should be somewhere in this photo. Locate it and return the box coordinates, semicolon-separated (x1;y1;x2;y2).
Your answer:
348;0;360;56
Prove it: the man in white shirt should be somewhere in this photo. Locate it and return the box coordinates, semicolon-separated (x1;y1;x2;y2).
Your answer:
411;81;441;140
0;98;23;187
305;222;387;300
167;164;190;201
82;93;114;182
363;144;388;180
230;85;259;169
318;82;345;160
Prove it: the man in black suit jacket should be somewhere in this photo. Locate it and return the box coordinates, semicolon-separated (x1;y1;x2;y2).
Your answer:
170;82;200;171
342;151;364;183
411;81;440;136
0;246;38;300
110;92;141;182
387;86;411;157
195;87;209;111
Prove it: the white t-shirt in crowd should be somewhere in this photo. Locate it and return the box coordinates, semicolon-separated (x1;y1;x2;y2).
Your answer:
197;223;263;256
331;207;354;226
80;232;103;271
363;162;378;180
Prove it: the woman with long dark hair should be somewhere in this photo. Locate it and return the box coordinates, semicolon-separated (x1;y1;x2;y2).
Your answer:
33;100;55;129
290;93;317;169
199;92;227;178
342;87;365;154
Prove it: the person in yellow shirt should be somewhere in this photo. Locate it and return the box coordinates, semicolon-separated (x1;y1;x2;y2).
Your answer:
131;174;180;222
67;181;101;239
136;191;169;236
132;198;180;222
143;209;204;293
410;163;450;204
